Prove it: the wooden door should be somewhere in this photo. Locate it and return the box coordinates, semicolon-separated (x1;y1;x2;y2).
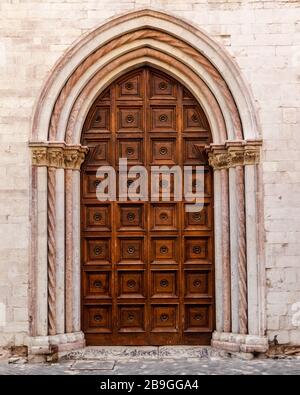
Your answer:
81;67;214;345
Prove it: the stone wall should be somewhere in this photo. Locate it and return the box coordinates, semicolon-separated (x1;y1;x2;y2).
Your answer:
0;0;299;347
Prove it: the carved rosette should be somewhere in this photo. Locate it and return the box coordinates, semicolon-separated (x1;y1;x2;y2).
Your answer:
30;143;88;170
206;140;262;170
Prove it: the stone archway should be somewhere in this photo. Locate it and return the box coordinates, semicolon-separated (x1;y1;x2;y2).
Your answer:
28;9;267;357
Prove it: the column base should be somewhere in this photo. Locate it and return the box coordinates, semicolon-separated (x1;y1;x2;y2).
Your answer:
211;331;268;354
28;331;85;362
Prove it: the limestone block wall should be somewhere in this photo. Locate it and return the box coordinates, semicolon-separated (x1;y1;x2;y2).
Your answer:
0;0;299;347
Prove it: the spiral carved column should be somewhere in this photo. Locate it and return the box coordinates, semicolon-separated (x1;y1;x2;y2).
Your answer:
65;168;73;333
47;167;57;335
236;165;248;334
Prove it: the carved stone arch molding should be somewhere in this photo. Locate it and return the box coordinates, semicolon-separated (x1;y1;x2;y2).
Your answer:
29;9;267;357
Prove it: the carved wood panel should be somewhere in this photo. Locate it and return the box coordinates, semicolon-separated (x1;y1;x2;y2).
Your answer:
81;67;214;345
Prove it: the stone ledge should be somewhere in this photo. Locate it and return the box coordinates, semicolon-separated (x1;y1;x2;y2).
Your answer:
60;345;231;361
212;331;269;354
28;332;86;361
211;340;241;352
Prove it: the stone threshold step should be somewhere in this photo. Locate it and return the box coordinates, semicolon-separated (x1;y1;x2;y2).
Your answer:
61;346;229;361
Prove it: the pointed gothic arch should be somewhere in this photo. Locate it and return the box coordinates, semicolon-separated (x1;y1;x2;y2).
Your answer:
28;9;267;357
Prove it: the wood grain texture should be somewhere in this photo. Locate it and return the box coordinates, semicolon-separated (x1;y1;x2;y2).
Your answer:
80;67;215;345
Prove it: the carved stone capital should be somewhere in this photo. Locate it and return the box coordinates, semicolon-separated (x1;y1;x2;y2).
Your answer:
206;140;262;170
64;148;87;170
31;146;48;167
244;146;260;166
48;147;64;168
208;152;230;170
30;142;89;170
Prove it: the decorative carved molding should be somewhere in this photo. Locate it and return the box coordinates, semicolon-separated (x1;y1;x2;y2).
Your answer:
206;140;262;170
30;142;88;170
65;47;227;143
47;28;242;141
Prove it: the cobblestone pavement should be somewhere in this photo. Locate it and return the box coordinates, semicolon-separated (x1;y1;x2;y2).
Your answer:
1;358;300;375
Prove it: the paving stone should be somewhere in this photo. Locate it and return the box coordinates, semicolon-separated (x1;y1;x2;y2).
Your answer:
71;360;115;371
1;357;300;375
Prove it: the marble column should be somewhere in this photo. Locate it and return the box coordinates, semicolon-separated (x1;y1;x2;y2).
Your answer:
213;169;223;332
245;164;259;335
55;169;65;334
36;166;48;336
72;170;81;332
65;169;73;332
236;165;247;334
221;168;231;333
229;167;239;334
47;166;57;336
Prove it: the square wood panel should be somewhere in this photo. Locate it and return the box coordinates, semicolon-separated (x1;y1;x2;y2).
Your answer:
117;271;145;298
117;237;145;264
150;203;177;231
82;173;107;199
117;107;143;132
184;237;211;264
117;204;144;230
83;271;111;298
184;270;211;297
150;107;176;131
184;304;211;332
116;74;142;99
151;305;178;332
151;237;178;264
83;205;111;231
117;138;143;164
84;238;111;265
84;306;112;333
184;202;212;230
184;167;212;199
116;171;144;198
118;305;145;332
150;171;176;199
150;73;176;98
150;138;176;164
151;271;178;298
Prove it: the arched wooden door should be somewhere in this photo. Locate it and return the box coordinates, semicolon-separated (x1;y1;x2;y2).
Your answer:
81;67;214;345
